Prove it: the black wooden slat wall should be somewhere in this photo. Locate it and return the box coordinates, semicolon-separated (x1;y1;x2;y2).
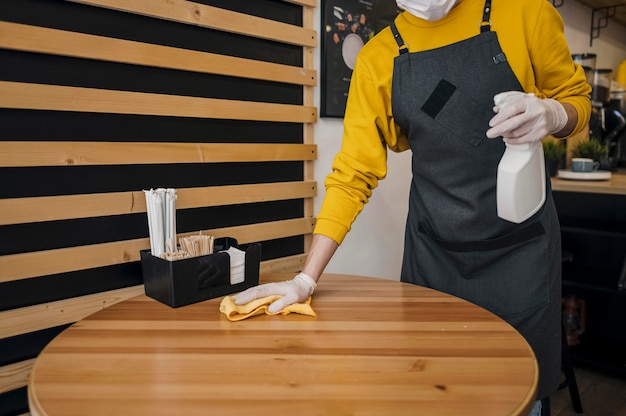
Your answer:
0;0;317;414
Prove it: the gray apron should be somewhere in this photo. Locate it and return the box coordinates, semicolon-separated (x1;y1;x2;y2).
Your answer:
391;0;561;399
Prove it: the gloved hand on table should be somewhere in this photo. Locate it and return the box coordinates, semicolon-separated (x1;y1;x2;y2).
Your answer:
232;272;317;314
486;91;568;144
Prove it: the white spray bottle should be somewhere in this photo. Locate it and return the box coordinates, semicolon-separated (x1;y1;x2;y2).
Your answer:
494;92;546;224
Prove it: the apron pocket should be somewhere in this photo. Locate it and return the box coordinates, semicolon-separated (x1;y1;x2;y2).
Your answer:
421;79;494;147
417;221;550;319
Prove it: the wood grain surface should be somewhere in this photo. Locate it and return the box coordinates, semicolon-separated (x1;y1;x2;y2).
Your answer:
28;274;538;416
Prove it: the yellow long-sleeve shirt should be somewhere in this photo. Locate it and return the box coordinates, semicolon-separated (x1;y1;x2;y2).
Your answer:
315;0;591;244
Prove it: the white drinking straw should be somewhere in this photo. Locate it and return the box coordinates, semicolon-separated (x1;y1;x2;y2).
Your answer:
144;190;156;255
165;189;177;254
152;189;165;257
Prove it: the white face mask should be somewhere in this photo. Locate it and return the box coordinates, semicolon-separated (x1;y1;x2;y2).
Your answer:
396;0;461;21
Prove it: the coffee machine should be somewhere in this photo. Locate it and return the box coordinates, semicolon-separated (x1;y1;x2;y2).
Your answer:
573;54;626;168
586;66;626;169
608;88;626;167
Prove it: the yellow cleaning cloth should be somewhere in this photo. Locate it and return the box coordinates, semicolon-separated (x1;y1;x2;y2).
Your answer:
219;295;316;321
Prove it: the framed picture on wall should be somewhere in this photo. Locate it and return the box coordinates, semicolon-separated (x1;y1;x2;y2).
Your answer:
320;0;401;118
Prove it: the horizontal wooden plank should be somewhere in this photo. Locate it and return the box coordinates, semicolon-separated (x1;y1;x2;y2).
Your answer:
0;142;317;167
260;252;307;275
0;181;317;225
67;0;317;47
0;82;318;123
284;0;317;7
0;218;316;282
0;358;35;394
0;286;144;339
0;22;316;86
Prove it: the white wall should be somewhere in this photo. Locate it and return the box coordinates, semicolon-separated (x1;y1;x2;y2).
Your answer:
559;1;626;71
312;1;626;281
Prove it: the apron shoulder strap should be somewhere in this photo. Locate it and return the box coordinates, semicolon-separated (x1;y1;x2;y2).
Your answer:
480;0;493;33
390;21;409;55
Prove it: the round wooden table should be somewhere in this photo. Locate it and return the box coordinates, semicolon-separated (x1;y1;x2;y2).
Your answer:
29;274;538;415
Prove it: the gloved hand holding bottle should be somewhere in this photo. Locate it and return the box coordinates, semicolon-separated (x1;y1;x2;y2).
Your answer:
232;272;317;314
486;91;569;143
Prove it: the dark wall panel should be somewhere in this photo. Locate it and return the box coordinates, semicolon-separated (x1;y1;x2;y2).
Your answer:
0;110;303;143
1;199;304;255
0;162;303;198
0;387;28;416
0;325;71;365
0;264;144;311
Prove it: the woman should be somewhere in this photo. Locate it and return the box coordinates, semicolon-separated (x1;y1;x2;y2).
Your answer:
234;0;591;412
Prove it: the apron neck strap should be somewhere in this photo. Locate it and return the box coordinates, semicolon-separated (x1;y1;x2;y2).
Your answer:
480;0;493;33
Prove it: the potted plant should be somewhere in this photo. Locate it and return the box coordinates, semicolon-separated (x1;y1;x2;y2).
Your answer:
542;138;566;177
572;137;608;162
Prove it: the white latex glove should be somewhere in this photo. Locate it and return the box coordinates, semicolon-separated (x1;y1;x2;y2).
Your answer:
486;91;568;144
232;273;317;313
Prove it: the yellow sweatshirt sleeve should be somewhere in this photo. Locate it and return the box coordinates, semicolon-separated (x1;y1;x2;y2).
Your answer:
523;0;591;134
314;33;407;244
